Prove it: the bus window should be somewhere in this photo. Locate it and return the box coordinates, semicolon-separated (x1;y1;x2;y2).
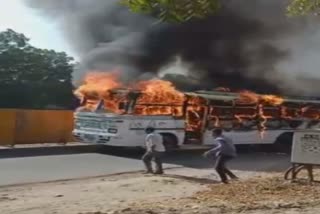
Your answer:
307;120;320;129
233;105;257;130
211;106;233;119
263;106;280;118
233;106;256;119
262;106;282;129
302;107;319;120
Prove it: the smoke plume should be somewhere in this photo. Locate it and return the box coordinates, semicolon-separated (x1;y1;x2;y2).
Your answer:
25;0;320;95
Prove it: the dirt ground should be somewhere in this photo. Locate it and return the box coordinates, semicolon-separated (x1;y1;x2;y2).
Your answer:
1;168;320;214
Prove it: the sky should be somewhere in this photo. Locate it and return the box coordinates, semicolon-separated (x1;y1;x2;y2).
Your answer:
0;1;75;57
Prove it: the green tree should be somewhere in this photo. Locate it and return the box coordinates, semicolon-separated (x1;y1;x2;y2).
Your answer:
0;29;76;109
287;0;320;16
121;0;220;22
122;0;318;22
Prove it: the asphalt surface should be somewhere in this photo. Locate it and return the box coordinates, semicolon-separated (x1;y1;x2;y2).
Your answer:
0;145;291;186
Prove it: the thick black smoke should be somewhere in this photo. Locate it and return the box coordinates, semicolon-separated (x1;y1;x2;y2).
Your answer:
139;13;288;93
25;0;156;83
25;0;320;95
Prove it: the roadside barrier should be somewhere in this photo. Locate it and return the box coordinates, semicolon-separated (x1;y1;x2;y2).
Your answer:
0;109;74;146
0;109;16;146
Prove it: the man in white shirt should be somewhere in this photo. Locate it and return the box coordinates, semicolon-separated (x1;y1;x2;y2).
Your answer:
142;127;165;174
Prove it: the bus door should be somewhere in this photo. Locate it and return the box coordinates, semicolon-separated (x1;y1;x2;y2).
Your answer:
184;96;208;143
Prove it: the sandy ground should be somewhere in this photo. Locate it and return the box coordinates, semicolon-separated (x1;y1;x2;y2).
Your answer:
0;168;207;214
1;166;320;214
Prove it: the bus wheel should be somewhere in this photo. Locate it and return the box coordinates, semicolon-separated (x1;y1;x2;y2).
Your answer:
273;132;293;154
161;134;178;153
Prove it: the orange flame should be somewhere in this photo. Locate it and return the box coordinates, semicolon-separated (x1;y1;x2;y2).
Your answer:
261;95;284;106
133;79;185;116
74;71;125;113
214;87;231;92
234;91;284;138
74;71;122;100
237;91;284;106
75;72;320;137
237;91;259;105
75;71;185;116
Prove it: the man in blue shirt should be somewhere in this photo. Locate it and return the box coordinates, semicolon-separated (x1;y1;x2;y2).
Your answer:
204;128;238;184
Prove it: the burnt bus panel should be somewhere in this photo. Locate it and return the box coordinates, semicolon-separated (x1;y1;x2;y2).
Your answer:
232;119;259;130
233;106;257;118
307;120;320;129
263;106;280;118
264;120;283;129
219;119;234;129
281;107;298;118
303;108;319;119
209;100;233;106
210;106;233;119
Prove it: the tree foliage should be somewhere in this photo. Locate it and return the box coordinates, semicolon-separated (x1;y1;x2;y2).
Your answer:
287;0;320;16
0;29;77;109
121;0;220;22
122;0;319;22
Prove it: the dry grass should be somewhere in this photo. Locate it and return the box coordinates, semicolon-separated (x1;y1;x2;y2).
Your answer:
124;172;320;213
194;176;320;211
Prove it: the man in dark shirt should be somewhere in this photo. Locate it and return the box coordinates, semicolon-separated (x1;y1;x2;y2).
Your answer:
204;128;238;184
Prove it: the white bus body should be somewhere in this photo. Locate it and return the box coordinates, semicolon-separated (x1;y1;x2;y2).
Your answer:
73;112;301;147
73;91;320;150
203;129;289;145
73;112;185;149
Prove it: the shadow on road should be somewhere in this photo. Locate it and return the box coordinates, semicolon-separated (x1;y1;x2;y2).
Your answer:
162;174;219;184
98;146;291;173
0;145;291;173
0;145;100;159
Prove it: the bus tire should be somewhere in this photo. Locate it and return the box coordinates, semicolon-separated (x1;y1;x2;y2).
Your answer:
161;133;178;153
273;132;293;154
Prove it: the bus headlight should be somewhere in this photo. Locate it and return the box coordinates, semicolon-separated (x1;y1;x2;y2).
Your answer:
108;128;118;134
100;123;109;129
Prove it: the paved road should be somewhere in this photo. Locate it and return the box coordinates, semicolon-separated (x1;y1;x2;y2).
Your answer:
0;145;291;186
0;153;167;186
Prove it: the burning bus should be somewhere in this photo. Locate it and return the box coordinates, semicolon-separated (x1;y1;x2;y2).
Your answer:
72;72;320;152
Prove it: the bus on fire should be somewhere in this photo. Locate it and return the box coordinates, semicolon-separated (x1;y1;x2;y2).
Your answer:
72;89;320;152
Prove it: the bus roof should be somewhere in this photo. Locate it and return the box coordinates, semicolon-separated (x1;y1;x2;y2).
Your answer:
185;91;237;101
185;91;320;104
